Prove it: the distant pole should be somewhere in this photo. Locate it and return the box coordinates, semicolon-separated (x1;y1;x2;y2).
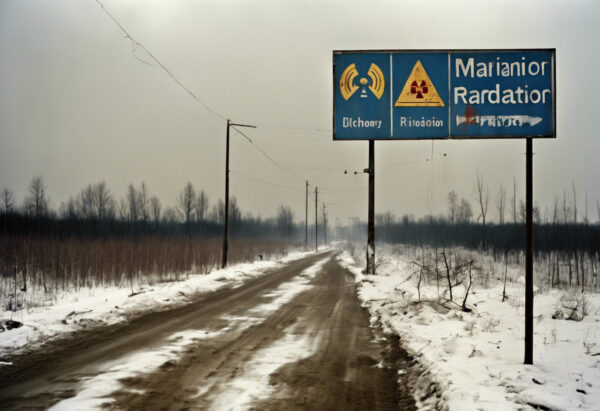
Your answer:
222;120;256;269
525;137;534;364
367;140;375;274
305;181;308;251
222;120;231;269
315;187;318;251
322;203;327;245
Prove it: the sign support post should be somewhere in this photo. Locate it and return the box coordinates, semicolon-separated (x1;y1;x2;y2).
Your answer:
367;140;375;275
525;137;534;364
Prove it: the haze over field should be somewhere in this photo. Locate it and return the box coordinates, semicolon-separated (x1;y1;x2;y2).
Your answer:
1;0;599;223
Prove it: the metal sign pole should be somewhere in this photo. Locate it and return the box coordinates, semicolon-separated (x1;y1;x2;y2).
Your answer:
305;181;308;251
525;137;534;364
367;140;375;274
315;187;318;251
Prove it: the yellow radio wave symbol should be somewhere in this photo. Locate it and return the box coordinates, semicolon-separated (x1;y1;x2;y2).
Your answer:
340;63;385;101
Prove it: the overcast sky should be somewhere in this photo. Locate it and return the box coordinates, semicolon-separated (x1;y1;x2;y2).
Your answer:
1;0;599;225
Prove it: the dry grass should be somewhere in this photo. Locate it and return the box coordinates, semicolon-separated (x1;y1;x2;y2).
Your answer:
0;235;291;307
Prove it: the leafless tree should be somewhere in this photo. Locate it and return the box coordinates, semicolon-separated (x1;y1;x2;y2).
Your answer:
78;184;96;218
511;177;517;224
447;190;458;224
519;199;540;223
229;197;241;228
552;195;559;225
138;182;150;223
496;186;506;224
561;191;571;224
475;171;489;226
23;176;49;218
95;181;115;220
457;198;472;223
162;207;178;224
277;205;294;238
195;190;209;223
585;189;589;225
1;188;15;214
150;196;161;226
572;181;578;224
177;182;196;238
126;184;139;223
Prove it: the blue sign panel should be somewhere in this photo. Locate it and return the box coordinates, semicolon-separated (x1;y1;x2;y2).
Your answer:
333;50;555;140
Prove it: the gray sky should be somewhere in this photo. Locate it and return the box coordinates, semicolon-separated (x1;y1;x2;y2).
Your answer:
1;0;599;224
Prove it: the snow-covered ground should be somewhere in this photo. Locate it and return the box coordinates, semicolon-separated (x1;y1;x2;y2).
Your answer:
340;244;600;411
0;249;312;360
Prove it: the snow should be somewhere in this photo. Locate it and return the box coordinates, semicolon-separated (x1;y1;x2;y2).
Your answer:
339;245;600;411
3;252;331;409
204;255;329;409
206;328;322;410
0;250;312;360
49;329;225;410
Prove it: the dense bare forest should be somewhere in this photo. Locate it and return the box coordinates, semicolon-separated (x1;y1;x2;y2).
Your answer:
0;177;299;305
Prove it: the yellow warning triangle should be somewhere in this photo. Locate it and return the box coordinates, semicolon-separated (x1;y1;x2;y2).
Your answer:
395;60;445;107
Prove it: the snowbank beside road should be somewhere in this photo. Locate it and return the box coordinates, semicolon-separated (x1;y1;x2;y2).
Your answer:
339;245;600;410
0;250;313;360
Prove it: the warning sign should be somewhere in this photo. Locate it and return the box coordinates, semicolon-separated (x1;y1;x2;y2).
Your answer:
395;60;445;107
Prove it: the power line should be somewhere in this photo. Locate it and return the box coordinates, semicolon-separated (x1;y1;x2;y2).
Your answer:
231;127;309;182
94;0;227;122
94;0;368;199
230;170;304;191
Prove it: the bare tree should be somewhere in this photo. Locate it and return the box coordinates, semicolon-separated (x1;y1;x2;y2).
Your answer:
78;184;96;218
1;188;15;214
496;186;506;224
511;177;517;224
95;181;115;220
24;176;49;218
126;184;139;223
138;182;150;223
150;196;161;226
561;191;571;224
195;190;209;223
177;182;196;238
457;198;473;223
475;171;489;226
447;190;458;224
519;199;540;223
277;205;294;238
229;197;241;229
572;181;578;224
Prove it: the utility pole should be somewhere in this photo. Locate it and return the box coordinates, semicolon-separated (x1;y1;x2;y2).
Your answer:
315;187;318;251
305;181;308;251
222;119;256;269
322;203;327;245
367;140;375;275
525;137;533;364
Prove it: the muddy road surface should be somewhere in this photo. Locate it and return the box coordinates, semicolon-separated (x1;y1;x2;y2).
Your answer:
1;251;416;410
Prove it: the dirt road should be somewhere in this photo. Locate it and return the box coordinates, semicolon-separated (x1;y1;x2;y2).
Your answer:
0;251;416;410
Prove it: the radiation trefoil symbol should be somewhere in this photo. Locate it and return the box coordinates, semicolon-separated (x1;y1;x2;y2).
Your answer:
395;60;445;107
340;63;385;101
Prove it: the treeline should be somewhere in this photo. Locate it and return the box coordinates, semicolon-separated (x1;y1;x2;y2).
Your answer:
0;177;299;241
0;177;301;301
